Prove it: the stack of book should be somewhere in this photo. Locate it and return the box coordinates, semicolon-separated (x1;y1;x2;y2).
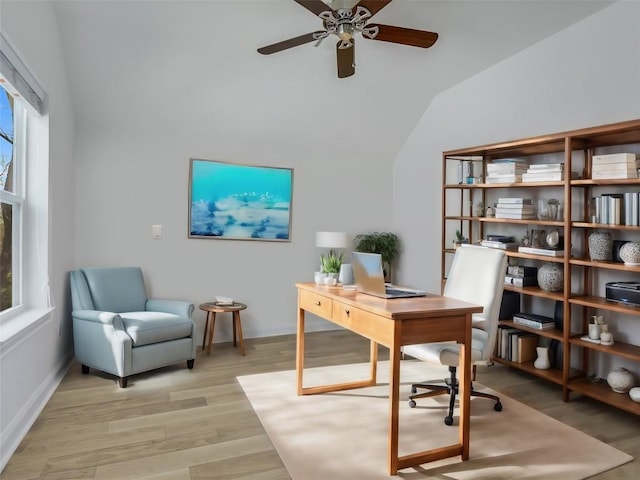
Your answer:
494;197;536;219
592;153;639;179
496;325;539;362
512;312;556;330
522;163;565;182
485;159;528;184
504;265;538;287
480;235;518;250
517;245;564;256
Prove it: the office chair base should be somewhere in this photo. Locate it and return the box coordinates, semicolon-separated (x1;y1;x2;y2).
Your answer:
408;366;502;425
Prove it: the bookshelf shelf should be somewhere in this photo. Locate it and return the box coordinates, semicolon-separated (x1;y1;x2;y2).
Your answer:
442;118;640;414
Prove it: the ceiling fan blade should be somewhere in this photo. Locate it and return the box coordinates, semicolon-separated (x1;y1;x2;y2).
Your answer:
257;32;324;55
367;24;438;48
294;0;333;16
336;39;355;78
355;0;393;17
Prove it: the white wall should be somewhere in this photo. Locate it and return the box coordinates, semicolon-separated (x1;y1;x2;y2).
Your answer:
0;0;76;471
72;83;394;343
394;1;640;377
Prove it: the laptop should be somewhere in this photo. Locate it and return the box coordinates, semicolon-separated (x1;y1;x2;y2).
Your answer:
351;252;427;299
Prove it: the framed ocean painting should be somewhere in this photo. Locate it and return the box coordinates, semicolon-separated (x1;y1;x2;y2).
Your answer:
188;159;293;241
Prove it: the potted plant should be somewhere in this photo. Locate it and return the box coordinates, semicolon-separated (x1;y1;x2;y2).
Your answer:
320;249;344;278
453;230;469;249
354;232;400;282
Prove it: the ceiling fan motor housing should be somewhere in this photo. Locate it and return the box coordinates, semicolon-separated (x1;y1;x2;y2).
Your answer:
319;7;376;48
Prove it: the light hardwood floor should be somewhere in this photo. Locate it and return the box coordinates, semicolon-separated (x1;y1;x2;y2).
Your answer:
2;330;639;479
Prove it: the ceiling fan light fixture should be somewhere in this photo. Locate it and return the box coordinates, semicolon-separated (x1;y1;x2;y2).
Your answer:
337;23;353;41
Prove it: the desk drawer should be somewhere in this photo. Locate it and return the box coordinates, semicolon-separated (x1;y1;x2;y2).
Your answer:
332;302;393;346
299;290;333;318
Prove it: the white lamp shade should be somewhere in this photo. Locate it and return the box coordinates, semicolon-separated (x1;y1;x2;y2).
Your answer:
316;231;349;249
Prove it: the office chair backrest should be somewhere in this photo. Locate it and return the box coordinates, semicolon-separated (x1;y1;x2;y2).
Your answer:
444;245;508;360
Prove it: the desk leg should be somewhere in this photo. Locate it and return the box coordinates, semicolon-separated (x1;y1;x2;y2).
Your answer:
388;340;402;475
206;312;217;355
296;306;305;396
459;312;472;460
369;340;378;383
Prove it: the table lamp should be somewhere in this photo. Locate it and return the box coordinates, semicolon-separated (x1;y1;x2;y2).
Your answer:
316;231;351;284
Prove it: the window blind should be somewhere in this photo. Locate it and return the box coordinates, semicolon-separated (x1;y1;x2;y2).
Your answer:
0;33;46;114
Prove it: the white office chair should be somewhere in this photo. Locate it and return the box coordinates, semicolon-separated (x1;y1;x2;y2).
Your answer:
403;245;508;425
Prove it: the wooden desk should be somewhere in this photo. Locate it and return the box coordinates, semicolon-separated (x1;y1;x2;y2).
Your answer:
295;282;483;475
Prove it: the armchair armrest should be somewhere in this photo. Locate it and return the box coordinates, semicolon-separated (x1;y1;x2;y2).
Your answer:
72;310;125;330
146;299;194;318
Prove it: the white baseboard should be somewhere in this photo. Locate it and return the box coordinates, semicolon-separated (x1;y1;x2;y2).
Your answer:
0;355;73;473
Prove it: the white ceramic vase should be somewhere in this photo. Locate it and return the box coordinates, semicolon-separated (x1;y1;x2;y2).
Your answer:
606;367;634;393
588;231;612;261
534;346;551;370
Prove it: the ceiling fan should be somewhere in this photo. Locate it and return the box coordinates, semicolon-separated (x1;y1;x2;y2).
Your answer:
257;0;438;78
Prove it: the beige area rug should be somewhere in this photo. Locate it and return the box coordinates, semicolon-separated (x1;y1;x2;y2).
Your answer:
237;360;632;480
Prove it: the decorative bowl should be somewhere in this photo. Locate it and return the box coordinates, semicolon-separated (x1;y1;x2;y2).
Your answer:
629;387;640;403
619;241;640;265
606;367;634;393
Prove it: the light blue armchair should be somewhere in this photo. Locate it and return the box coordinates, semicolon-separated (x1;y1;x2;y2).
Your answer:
70;266;196;387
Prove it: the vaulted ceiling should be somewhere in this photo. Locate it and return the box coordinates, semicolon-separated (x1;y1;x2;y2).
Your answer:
53;0;611;160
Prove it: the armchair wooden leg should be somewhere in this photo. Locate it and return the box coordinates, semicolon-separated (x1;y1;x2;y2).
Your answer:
118;377;128;388
187;359;195;369
81;364;90;374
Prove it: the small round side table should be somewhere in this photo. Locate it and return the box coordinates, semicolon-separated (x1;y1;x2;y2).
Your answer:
199;302;247;356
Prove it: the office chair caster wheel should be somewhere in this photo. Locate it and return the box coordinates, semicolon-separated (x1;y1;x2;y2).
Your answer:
444;416;454;426
408;399;417;408
494;401;502;412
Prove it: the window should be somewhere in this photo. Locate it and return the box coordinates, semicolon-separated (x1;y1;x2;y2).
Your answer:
0;34;48;325
0;83;23;314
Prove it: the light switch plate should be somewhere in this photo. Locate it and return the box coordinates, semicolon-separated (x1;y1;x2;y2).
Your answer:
152;225;162;239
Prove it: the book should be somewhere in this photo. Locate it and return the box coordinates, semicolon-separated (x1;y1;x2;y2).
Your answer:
522;172;564;182
504;275;538;287
486;164;528;174
497;197;533;204
592;162;638;172
592;170;638;179
527;164;564;172
513;313;555;330
517;333;539;363
499;327;520;358
507;265;538;277
495;206;535;214
495;203;535;211
517;246;565;256
592;153;637;164
481;241;518;250
486;174;523;183
486;235;515;243
495;212;537;219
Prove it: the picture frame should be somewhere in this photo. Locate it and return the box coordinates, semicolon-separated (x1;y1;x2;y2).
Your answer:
188;158;293;241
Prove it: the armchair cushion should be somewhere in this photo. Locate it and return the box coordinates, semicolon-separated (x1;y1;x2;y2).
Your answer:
121;311;193;346
82;267;147;312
